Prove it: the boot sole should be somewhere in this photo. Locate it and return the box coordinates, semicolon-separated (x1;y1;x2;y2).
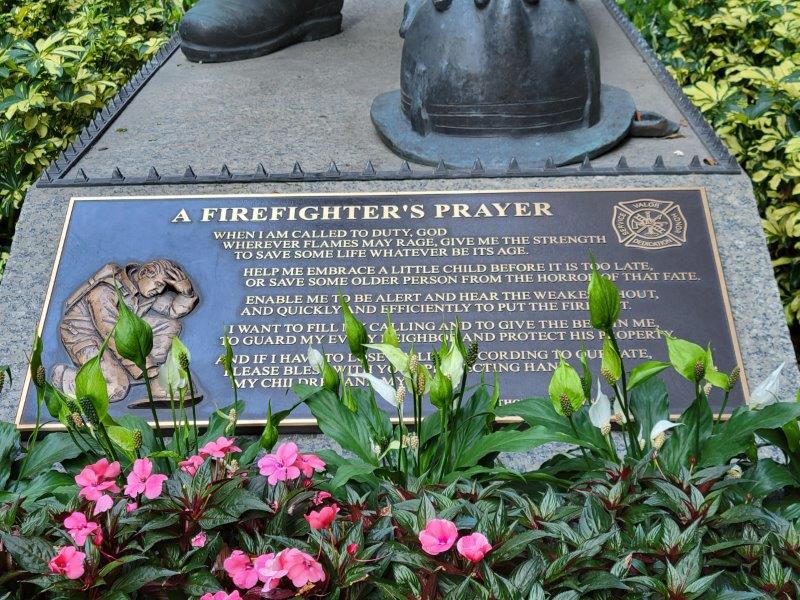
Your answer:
180;14;343;63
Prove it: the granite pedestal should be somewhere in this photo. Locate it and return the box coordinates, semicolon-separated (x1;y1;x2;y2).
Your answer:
0;0;795;466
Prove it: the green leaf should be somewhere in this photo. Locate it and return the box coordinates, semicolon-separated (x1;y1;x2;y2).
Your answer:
663;334;706;381
364;343;409;375
303;387;377;465
660;393;712;472
107;426;136;453
0;422;20;489
18;433;80;481
329;460;378;488
548;357;584;415
0;533;52;573
629;377;669;445
74;351;110;419
742;459;798;499
114;288;153;370
588;262;620;331
455;426;586;468
111;566;178;593
700;402;800;467
627;361;670;391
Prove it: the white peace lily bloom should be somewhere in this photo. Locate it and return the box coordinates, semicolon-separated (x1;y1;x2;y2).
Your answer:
306;346;325;374
650;420;682;450
749;363;785;410
354;371;398;407
650;420;681;441
440;335;465;386
157;352;186;394
589;381;612;433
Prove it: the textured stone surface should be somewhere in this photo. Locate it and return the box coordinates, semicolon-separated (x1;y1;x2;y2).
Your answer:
73;0;710;178
0;0;795;470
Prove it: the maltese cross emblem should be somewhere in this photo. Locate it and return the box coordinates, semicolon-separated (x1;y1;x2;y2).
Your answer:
612;199;688;250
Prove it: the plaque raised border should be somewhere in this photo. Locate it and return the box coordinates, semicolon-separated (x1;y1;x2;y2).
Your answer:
15;188;748;432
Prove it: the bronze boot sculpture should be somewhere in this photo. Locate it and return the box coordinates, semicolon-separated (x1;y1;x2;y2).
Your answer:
180;0;344;62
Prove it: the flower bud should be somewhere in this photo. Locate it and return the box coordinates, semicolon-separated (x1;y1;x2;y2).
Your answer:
638;437;646;451
70;412;85;429
35;365;46;388
601;423;611;437
429;365;453;411
79;396;100;427
728;366;740;390
548;356;584;417
727;464;743;479
600;368;617;387
703;383;712;397
402;433;419;450
466;340;479;370
652;432;667;450
132;430;143;450
416;367;428;395
559;393;574;418
382;313;399;348
338;293;369;363
588;262;620;331
178;351;190;372
694;360;706;382
395;382;407;407
322;363;340;393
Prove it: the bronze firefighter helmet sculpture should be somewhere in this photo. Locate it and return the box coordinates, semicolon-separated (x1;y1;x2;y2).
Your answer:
371;0;645;168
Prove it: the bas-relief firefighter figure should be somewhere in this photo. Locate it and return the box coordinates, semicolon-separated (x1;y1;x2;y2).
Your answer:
51;260;201;408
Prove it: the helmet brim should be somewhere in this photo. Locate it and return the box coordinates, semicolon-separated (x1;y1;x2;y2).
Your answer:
370;85;636;169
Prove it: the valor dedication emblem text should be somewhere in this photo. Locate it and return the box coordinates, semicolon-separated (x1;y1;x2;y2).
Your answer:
612;199;687;250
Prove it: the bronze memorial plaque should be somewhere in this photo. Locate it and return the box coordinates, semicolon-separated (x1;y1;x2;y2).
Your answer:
16;189;747;430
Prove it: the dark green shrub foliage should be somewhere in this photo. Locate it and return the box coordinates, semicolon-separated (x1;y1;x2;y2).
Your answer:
0;0;187;279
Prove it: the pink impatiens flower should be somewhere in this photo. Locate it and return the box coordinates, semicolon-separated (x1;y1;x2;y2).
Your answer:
199;437;241;459
63;512;102;546
191;532;207;548
223;550;261;590
75;458;120;514
419;519;459;555
257;443;301;485
456;532;492;562
296;453;326;478
279;548;326;588
200;592;242;600
305;504;339;530
48;546;86;580
179;455;204;476
312;491;331;505
124;458;168;500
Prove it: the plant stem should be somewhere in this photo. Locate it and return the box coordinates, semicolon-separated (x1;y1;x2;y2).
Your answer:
568;416;591;470
141;367;167;454
187;370;199;453
609;331;639;458
716;390;731;426
16;395;43;491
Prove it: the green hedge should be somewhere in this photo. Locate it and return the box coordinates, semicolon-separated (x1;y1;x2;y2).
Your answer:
618;0;800;323
0;0;187;280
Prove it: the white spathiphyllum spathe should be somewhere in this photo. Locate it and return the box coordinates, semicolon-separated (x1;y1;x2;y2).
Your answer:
363;343;410;377
589;380;612;434
157;351;186;394
650;420;682;450
439;335;465;386
749;363;785;410
354;371;398;407
306;346;325;374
